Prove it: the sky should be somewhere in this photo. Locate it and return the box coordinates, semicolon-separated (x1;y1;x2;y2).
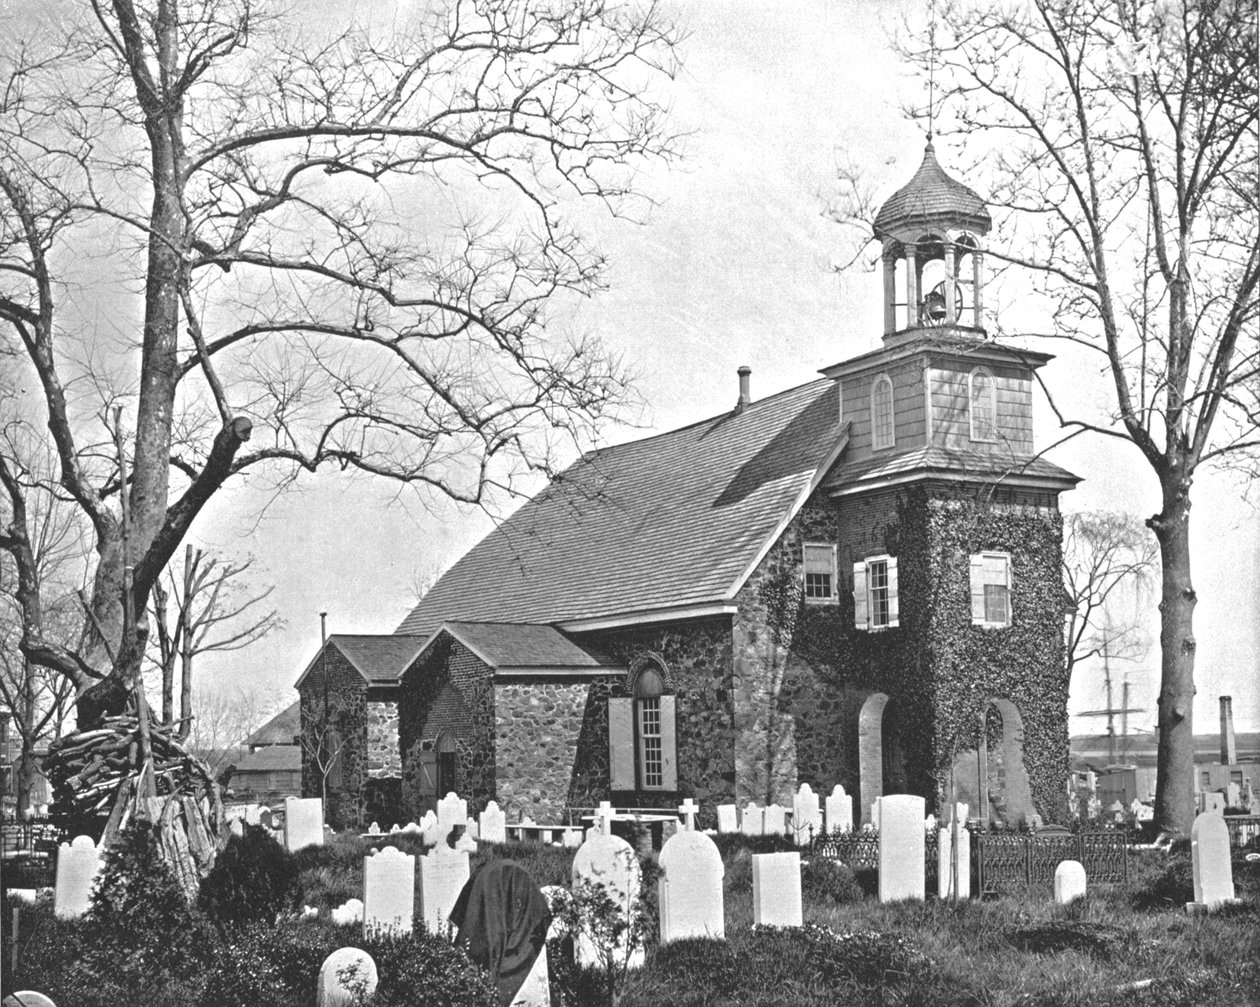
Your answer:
149;0;1259;739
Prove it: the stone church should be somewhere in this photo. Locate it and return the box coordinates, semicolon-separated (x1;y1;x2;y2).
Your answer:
298;144;1079;831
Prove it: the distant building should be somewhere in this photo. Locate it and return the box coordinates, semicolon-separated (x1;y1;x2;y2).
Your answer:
224;702;303;806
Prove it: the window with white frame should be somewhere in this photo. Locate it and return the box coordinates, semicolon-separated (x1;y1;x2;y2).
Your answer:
803;543;838;603
871;374;894;450
969;367;996;441
852;555;899;630
969;552;1012;627
608;661;677;792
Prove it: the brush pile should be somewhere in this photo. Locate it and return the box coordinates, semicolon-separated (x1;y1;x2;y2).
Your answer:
46;716;225;898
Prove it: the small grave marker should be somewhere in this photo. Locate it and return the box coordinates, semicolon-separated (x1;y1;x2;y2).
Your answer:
420;846;471;933
877;795;925;902
479;801;507;844
716;804;738;833
316;947;378;1007
283;797;324;852
1188;811;1238;912
752;852;802;926
437;792;468;845
938;822;971;899
572;832;643;969
53;836;101;919
741;803;763;837
1054;860;1087;904
825;785;852;833
331;898;364;926
762;803;786;837
792;784;821;845
678;798;699;832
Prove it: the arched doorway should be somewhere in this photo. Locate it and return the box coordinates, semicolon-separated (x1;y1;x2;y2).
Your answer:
952;698;1035;826
858;692;889;823
436;731;458;799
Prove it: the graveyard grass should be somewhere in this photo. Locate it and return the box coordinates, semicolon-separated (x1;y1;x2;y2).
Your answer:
5;828;1258;1007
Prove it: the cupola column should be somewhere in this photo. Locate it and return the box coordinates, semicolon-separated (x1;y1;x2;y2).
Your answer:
972;249;984;328
906;244;919;324
882;250;897;335
943;240;957;323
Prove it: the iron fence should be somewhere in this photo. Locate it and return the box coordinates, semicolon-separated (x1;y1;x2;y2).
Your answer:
1225;815;1260;850
810;828;940;879
975;829;1128;894
1;817;61;891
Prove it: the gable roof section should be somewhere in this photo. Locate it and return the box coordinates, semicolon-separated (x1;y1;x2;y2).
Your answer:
397;379;847;637
294;633;427;689
414;621;619;674
245;701;300;747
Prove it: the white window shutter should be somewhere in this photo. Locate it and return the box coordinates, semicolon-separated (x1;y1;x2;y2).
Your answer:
659;695;678;790
852;561;869;630
608;697;635;791
887;557;900;628
969;555;986;624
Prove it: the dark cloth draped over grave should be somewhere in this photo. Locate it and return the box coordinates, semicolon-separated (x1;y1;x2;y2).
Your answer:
450;859;551;1006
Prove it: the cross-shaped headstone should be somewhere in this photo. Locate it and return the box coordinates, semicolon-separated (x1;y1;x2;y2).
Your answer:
598;801;614;836
678;798;698;831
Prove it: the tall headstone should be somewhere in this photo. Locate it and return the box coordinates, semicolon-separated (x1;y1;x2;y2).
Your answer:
716;804;738;834
751;852;802;927
1188;811;1237;912
876;795;925;902
420;845;471;933
762;804;786;837
479;801;507;844
792;784;821;845
571;832;644;969
316;947;378;1007
937;823;971;899
741;803;763;837
1054;860;1087;904
825;785;853;834
658;830;724;943
363;846;415;936
283;797;324;852
53;836;101;919
436;792;468;845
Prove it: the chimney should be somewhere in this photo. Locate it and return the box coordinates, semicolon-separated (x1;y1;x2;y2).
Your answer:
1220;695;1237;765
734;366;752;414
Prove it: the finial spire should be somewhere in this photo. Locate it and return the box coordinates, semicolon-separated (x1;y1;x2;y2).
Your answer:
927;0;937;142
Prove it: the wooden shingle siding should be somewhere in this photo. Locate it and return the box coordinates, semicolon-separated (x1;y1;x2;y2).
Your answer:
840;360;927;462
930;363;1033;454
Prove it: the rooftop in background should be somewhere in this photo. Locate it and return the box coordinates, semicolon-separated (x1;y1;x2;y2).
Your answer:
232;744;301;773
1071;732;1260;769
428;622;613;670
295;633;427;688
245;702;299;749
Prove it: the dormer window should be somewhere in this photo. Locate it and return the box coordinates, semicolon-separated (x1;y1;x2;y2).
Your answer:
969;367;996;442
871;374;894;450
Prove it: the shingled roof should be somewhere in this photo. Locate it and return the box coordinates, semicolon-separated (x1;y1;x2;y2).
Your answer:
873;143;992;238
295;634;427;688
417;622;617;672
823;446;1079;494
397;379;849;637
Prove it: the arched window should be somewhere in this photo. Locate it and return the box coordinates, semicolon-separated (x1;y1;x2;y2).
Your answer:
871;374;894;450
608;658;677;792
969;367;996;441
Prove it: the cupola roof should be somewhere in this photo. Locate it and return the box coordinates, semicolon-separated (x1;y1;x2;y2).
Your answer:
873;142;991;239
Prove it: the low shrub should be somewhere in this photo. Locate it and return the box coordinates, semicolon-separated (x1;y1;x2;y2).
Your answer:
801;857;864;905
1130;848;1195;910
292;833;368;909
200;824;299;927
469;840;576;888
363;927;499;1007
200;917;342;1007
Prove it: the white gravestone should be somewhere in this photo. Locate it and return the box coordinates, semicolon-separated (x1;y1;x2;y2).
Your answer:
1225;782;1241;809
716;804;738;834
420;846;471;933
479;801;507;844
1188;811;1237;911
464;817;480;840
3;993;57;1007
876;795;925;902
658;830;724;943
283;797;324;852
316;947;378;1007
825;785;853;834
596;801;615;836
572;832;644;969
363;846;415;936
1054;860;1087;904
455;831;478;854
678;798;699;832
510;944;551;1007
562;827;582;849
924;814;937;834
792;784;821;845
437;792;468;845
54;836;101;919
752;852;802;927
762;804;786;837
938;823;971;899
419;809;443;846
741;803;763;837
331;898;364;925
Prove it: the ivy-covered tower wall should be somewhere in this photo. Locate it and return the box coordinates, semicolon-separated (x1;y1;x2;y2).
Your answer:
921;487;1070;823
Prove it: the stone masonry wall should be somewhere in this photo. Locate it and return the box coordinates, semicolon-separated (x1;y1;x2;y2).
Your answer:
365;699;401;777
298;644;368;830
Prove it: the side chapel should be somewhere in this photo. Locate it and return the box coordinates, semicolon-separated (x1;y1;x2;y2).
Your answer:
297;144;1079;831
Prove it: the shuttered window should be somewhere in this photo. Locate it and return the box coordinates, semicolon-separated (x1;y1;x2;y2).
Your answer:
852;555;899;631
608;666;678;792
969;552;1012;627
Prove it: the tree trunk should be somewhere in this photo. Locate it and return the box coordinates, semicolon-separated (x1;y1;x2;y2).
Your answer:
1150;465;1197;840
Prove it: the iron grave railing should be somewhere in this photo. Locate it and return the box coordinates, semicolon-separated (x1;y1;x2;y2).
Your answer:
974;828;1128;894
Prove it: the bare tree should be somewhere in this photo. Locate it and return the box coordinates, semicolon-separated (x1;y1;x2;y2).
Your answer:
183;682;285;779
834;0;1257;838
1063;510;1158;683
149;545;280;739
0;0;679;757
